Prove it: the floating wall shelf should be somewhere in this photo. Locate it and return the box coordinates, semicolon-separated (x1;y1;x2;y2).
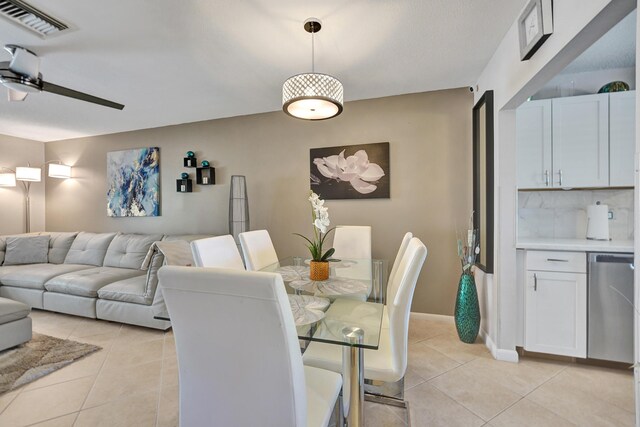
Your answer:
176;178;193;193
197;167;215;185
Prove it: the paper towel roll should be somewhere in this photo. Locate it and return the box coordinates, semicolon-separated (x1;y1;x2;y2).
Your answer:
586;203;609;241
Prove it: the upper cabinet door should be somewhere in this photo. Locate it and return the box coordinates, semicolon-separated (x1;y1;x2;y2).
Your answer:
609;91;636;187
516;99;552;189
552;94;609;188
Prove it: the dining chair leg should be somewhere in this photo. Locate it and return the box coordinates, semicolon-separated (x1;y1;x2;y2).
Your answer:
364;393;406;408
364;376;404;400
363;395;411;426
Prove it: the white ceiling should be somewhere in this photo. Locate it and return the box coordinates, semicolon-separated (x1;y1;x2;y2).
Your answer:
561;9;636;74
0;0;526;142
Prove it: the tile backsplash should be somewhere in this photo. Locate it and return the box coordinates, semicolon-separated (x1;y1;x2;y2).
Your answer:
518;189;634;240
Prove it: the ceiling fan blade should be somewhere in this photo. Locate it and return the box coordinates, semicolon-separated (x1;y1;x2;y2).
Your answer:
7;88;28;102
41;81;124;110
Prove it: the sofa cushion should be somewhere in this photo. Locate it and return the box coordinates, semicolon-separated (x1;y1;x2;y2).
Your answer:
45;267;145;298
64;232;117;266
98;276;152;305
4;235;50;265
0;263;93;290
0;233;42;265
45;232;79;264
0;297;30;325
103;233;163;270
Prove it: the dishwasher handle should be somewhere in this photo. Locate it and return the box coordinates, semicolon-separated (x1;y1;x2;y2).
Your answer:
590;254;634;264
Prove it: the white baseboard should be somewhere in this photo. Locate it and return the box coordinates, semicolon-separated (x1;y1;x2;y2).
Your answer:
411;313;519;362
409;312;454;324
479;329;519;363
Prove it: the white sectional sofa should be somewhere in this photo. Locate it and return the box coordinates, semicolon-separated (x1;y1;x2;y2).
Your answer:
0;232;207;330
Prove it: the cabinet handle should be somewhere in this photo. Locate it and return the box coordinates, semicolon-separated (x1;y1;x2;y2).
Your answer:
559;169;563;186
534;273;537;291
544;170;550;186
547;258;569;262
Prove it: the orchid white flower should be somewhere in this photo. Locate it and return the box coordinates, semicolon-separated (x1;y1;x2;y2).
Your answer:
313;149;385;194
296;192;336;262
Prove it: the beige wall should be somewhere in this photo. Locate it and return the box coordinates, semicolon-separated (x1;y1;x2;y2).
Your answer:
0;135;45;234
45;88;472;314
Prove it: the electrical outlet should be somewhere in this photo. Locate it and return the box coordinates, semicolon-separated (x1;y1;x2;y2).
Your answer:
608;210;614;220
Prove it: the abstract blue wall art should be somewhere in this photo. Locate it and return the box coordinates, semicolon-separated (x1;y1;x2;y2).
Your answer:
107;147;160;217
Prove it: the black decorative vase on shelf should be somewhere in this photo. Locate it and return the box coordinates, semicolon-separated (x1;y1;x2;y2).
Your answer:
454;272;480;344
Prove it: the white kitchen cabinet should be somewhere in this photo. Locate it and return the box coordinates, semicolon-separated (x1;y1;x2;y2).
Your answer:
516;99;552;189
516;92;634;189
609;91;636;187
524;250;587;358
552;93;609;188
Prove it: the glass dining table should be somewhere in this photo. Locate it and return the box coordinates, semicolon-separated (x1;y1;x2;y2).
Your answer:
259;257;387;427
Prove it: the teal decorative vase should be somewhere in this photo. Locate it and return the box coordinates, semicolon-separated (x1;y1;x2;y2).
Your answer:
454;273;480;343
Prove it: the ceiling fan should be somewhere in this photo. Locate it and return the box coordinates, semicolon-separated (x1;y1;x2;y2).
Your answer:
0;44;124;110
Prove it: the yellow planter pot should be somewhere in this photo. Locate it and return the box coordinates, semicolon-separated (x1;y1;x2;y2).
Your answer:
309;261;330;281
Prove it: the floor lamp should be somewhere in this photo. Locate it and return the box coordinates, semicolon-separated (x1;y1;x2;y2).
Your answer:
229;175;249;246
0;162;72;233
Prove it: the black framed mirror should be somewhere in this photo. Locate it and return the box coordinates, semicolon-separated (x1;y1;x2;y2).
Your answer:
473;90;494;274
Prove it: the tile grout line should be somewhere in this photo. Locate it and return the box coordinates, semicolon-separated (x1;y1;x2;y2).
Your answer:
482;360;573;425
1;317;118;426
425;353;527;423
426;371;494;423
24;411;80;427
74;322;123;418
155;330;169;427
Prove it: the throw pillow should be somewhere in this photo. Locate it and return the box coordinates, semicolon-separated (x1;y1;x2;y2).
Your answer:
4;235;50;265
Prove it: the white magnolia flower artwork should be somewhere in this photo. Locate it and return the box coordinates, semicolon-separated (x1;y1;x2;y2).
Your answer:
310;142;390;199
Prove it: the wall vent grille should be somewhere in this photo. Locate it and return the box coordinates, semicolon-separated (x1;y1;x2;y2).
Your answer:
0;0;68;37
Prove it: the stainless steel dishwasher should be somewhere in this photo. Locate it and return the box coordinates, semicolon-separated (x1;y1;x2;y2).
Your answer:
588;253;634;363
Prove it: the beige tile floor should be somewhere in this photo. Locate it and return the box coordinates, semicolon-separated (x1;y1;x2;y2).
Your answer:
0;310;635;426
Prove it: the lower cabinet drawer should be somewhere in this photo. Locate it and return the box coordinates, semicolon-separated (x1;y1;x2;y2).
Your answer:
526;250;586;273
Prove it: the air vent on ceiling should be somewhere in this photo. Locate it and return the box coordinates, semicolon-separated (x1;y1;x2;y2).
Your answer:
0;0;68;37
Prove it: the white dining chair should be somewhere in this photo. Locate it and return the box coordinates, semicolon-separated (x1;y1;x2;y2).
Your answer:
387;232;413;302
379;232;413;329
303;237;427;405
190;235;245;270
159;266;342;427
332;226;372;260
239;229;279;271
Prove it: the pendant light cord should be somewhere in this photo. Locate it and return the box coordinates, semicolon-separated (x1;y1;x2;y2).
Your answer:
311;26;315;73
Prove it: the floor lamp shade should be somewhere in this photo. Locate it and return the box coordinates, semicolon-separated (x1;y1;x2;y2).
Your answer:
48;163;72;179
16;167;41;182
229;175;249;243
0;172;16;187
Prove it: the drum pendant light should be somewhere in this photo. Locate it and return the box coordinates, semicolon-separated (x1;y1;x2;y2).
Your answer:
282;18;343;120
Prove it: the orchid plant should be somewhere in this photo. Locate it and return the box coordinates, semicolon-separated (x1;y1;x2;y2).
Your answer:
294;191;335;262
457;212;480;274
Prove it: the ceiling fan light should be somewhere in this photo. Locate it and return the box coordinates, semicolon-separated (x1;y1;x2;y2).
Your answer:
16;166;41;182
0;172;16;187
282;73;343;120
48;163;71;179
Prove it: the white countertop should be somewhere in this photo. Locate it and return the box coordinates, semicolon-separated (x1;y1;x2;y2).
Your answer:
516;237;634;253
